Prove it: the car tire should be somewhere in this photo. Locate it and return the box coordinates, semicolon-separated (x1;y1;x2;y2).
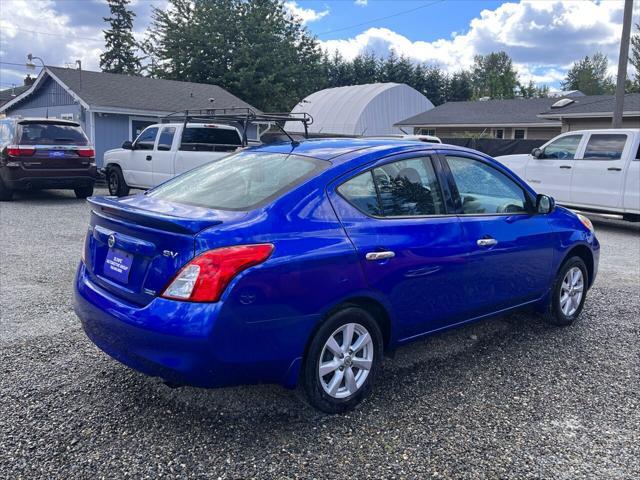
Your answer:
74;185;94;199
301;306;383;414
0;178;13;201
543;256;588;327
107;166;130;197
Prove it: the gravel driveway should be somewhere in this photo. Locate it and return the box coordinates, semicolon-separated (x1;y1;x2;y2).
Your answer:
1;189;639;479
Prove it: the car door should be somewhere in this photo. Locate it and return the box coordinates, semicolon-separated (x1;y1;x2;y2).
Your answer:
329;153;472;340
442;152;556;316
524;133;584;203
124;126;158;188
623;144;640;215
151;126;177;187
570;132;630;209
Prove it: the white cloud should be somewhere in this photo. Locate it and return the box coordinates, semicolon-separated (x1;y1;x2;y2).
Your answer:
355;0;368;6
284;1;329;24
320;0;638;85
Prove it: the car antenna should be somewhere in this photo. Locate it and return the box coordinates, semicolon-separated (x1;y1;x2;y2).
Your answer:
275;123;299;147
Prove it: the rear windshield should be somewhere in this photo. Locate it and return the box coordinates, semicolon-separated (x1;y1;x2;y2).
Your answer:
19;122;88;145
179;126;242;151
148;151;328;211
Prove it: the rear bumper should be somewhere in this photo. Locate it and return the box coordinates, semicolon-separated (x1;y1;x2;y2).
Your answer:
1;165;97;190
74;263;305;388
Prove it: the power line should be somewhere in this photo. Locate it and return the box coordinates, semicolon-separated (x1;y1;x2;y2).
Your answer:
317;0;447;37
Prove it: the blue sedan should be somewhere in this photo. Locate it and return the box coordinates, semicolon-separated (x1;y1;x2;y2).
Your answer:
74;139;599;413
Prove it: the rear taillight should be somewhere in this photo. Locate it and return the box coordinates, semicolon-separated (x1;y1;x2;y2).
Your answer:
76;147;95;157
161;244;274;302
6;145;35;156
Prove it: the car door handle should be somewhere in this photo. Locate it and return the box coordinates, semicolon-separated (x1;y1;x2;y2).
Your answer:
607;167;622;171
365;251;395;261
559;165;572;169
477;238;498;247
146;155;152;161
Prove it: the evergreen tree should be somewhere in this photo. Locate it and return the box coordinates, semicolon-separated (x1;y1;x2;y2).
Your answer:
447;71;473;102
630;23;640;92
145;0;325;111
422;66;447;105
100;0;141;75
351;53;379;84
471;51;519;99
561;53;615;95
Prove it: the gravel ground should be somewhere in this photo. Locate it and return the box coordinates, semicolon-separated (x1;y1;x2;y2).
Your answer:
1;189;639;479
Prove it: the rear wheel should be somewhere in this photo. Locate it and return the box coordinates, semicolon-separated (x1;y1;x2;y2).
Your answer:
74;184;94;199
543;256;588;326
0;178;13;201
301;307;383;414
107;166;130;197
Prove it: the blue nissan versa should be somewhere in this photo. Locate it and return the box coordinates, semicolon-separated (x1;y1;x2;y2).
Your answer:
74;139;599;413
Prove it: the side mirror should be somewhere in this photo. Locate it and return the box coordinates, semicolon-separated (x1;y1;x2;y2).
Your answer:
531;147;543;159
121;140;133;150
536;194;555;214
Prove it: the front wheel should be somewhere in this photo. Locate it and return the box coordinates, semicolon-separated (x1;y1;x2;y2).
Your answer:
107;166;130;197
301;307;383;414
543;256;588;326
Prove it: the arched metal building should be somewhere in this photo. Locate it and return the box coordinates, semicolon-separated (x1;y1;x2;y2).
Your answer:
286;83;433;136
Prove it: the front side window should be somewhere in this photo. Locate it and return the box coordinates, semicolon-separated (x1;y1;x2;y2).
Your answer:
446;156;527;215
541;134;582;160
338;157;445;217
582;134;627;160
134;127;158;151
148;151;327;211
157;127;176;151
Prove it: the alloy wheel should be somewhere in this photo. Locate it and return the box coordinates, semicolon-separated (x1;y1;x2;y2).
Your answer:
318;322;374;399
560;266;584;316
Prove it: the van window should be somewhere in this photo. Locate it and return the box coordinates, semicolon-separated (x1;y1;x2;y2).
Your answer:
582;134;627;160
148;151;327;211
179;126;242;152
18;121;88;145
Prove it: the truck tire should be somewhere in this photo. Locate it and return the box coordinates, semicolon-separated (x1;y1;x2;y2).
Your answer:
0;178;13;201
107;166;130;197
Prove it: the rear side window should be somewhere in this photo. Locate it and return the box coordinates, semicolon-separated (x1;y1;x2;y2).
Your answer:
338;157;445;217
180;127;242;152
134;127;158;150
582;134;627;160
148;151;327;211
157;127;175;151
18;122;88;145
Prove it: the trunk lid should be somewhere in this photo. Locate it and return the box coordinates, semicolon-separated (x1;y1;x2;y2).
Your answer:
85;195;247;305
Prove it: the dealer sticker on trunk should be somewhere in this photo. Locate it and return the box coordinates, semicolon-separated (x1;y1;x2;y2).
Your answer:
103;249;133;283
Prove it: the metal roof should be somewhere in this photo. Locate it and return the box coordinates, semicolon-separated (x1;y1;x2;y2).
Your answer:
286;83;433;136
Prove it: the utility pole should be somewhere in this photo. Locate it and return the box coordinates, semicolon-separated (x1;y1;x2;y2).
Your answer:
612;0;634;128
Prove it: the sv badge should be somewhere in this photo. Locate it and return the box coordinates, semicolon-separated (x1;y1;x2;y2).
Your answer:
163;250;178;259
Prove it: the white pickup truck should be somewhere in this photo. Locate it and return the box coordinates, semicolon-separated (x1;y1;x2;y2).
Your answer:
103;122;244;196
496;129;640;221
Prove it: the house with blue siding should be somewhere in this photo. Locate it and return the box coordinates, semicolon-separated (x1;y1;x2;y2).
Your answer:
0;66;259;166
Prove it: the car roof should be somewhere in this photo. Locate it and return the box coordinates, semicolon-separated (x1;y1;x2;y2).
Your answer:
250;137;481;163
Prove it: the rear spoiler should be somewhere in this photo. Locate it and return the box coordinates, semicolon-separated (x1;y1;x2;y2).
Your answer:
87;196;222;235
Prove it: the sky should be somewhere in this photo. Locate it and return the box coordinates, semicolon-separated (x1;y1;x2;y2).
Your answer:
0;0;637;92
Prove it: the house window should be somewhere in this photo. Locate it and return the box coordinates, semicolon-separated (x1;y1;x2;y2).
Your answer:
494;129;504;139
60;113;74;120
418;128;436;136
513;129;527;140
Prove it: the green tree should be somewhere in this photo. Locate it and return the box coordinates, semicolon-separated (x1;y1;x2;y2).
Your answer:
145;0;325;111
100;0;141;74
561;53;615;95
518;80;549;98
629;23;640;92
446;71;473;101
351;53;379;84
421;66;447;105
471;51;519;99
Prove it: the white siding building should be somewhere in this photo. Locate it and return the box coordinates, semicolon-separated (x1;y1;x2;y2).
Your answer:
286;83;433;137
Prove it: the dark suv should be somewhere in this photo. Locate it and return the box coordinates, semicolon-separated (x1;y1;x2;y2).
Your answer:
0;118;97;201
